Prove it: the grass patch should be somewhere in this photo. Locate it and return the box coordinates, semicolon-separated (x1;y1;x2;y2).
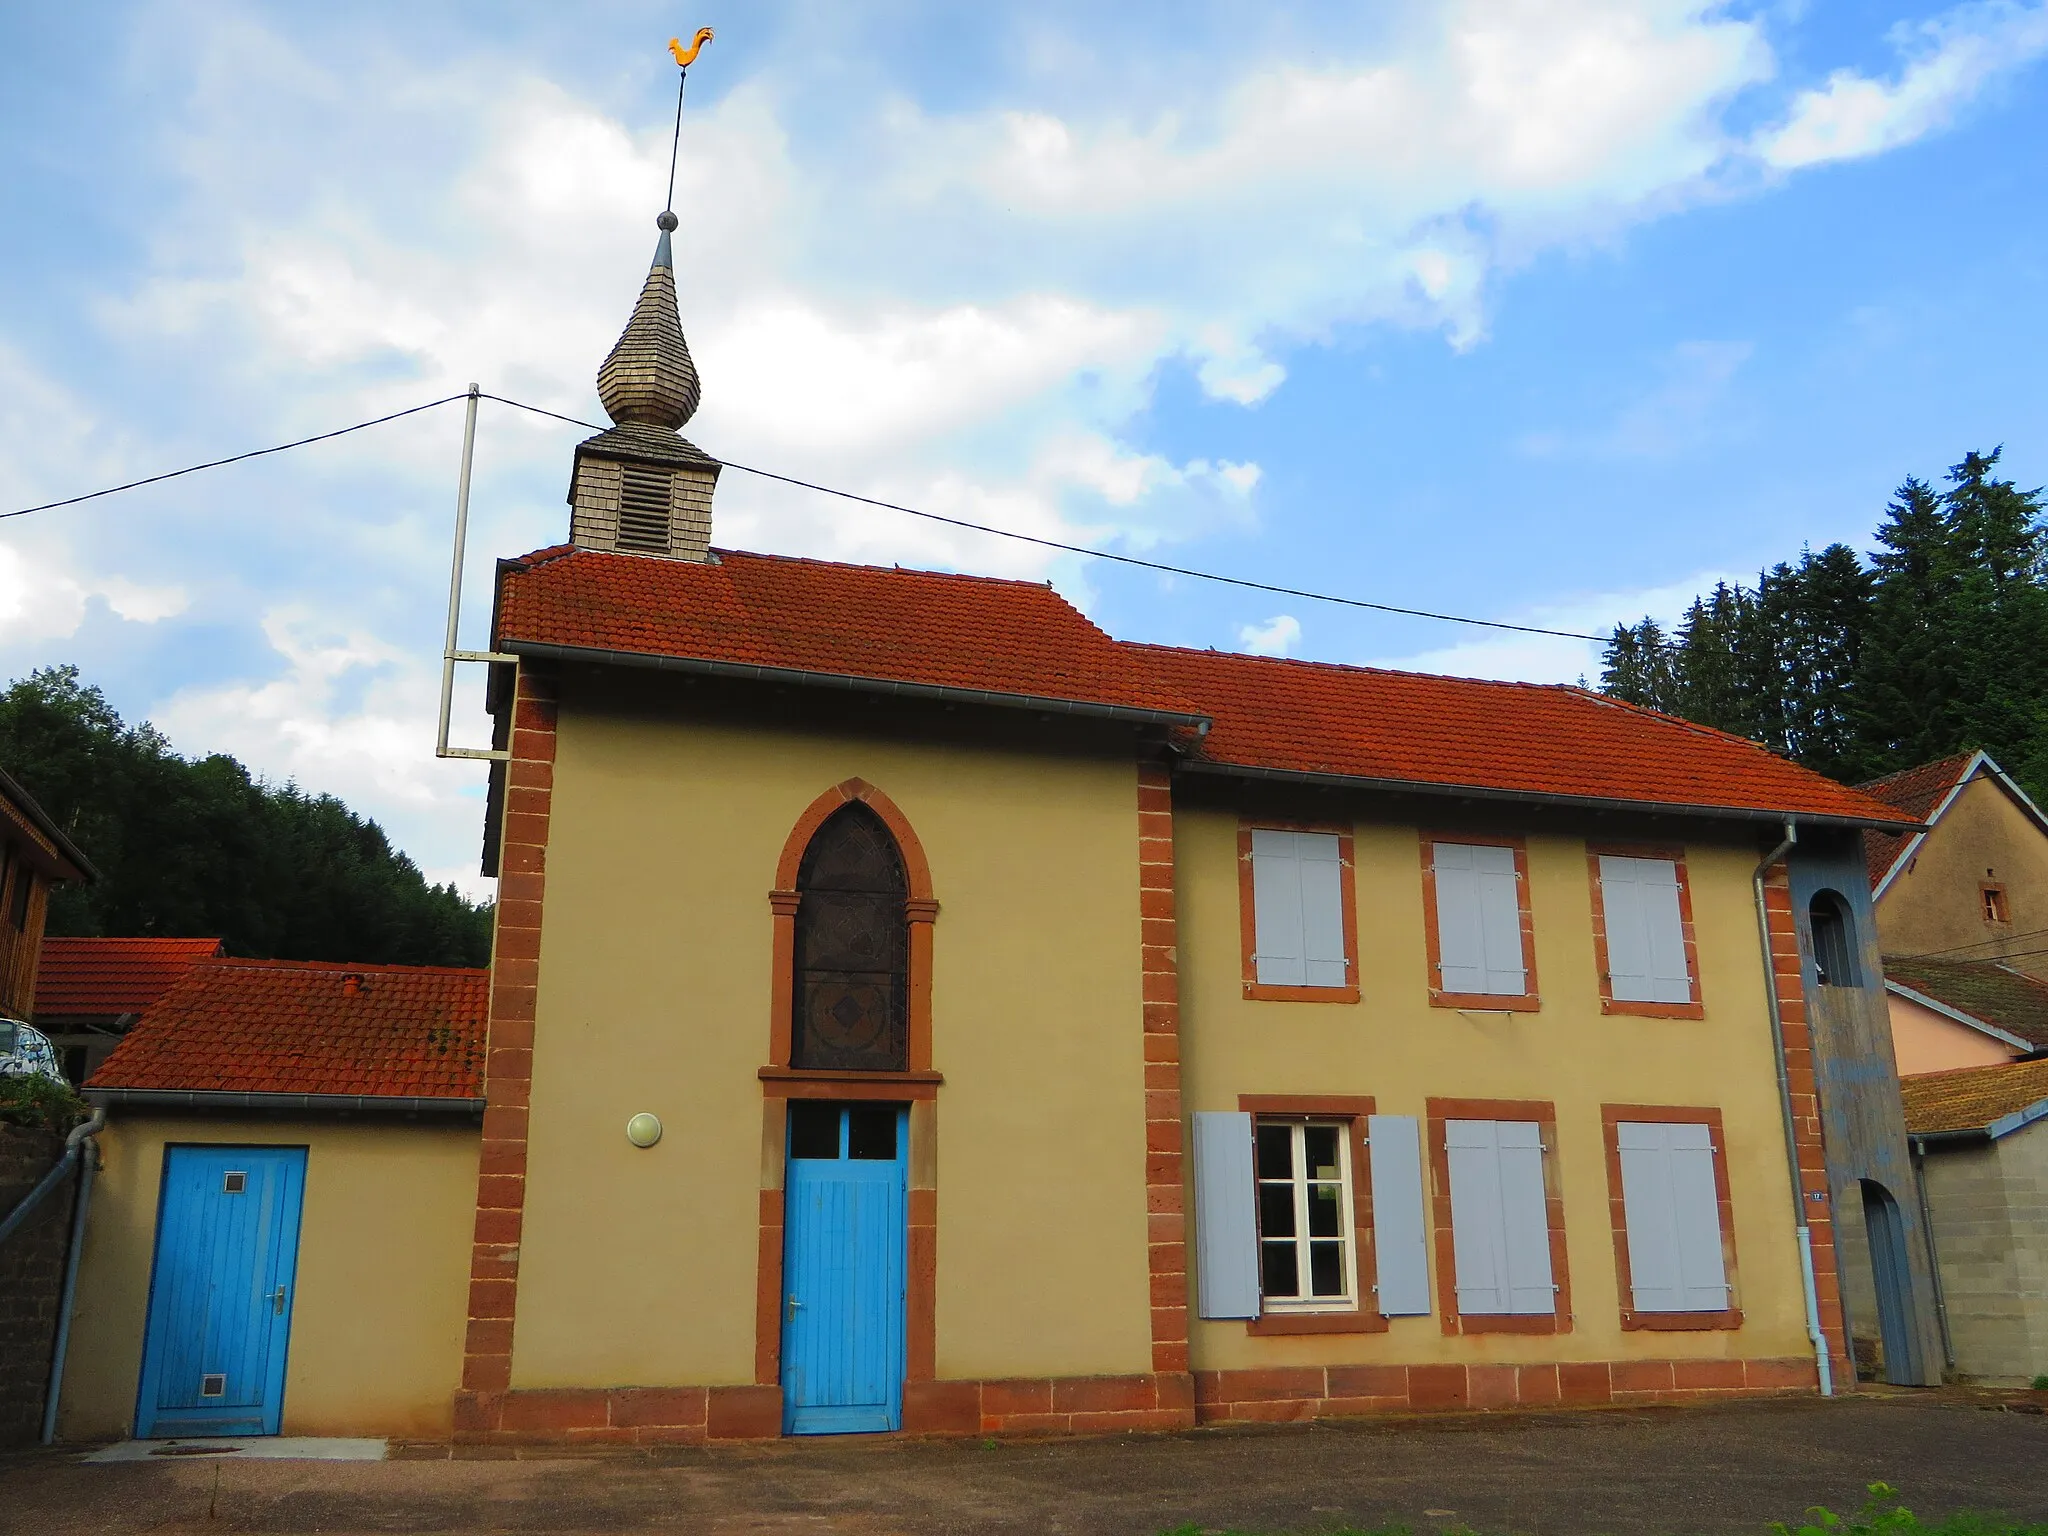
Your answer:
1156;1486;2048;1536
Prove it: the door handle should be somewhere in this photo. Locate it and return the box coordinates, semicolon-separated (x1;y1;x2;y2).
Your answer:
273;1285;287;1316
786;1294;801;1322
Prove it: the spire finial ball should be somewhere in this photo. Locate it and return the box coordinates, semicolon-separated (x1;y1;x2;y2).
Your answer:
657;211;679;232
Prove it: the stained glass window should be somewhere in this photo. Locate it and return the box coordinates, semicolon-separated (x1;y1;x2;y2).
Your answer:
793;804;909;1072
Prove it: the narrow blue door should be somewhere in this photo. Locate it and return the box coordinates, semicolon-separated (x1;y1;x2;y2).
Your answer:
135;1146;307;1438
781;1102;908;1434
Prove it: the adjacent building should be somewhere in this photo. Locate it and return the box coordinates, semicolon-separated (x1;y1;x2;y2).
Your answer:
1899;1058;2048;1385
34;937;225;1087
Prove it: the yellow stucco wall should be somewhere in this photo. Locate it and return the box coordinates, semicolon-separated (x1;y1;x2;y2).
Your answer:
1875;774;2048;979
1176;801;1816;1370
509;684;1152;1387
58;1117;478;1441
1887;991;2014;1076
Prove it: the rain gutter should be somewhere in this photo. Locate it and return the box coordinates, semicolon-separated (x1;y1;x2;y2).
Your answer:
1177;759;1921;834
501;639;1213;734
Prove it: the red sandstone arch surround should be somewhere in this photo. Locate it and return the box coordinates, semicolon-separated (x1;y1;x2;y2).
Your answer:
755;778;941;1394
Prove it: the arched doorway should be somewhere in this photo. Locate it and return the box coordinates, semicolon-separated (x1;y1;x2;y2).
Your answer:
1860;1179;1923;1385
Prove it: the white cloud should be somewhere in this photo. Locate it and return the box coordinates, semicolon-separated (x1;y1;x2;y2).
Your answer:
150;608;492;899
1238;614;1303;657
1756;1;2048;169
1366;572;1745;684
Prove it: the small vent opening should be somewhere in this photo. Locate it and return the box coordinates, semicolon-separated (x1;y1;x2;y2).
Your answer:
616;466;673;554
199;1373;227;1397
222;1172;246;1194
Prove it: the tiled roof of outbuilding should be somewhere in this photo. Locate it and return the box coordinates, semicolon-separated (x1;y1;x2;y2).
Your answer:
35;936;224;1018
1884;956;2048;1050
1859;753;1975;888
495;544;1917;827
87;959;487;1101
1901;1056;2048;1137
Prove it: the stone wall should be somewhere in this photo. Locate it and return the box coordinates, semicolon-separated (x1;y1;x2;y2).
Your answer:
0;1123;76;1446
1921;1128;2048;1385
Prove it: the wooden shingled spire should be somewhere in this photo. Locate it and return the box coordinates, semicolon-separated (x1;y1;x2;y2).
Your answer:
595;217;702;430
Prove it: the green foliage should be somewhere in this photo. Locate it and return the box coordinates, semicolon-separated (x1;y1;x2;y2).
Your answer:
0;1071;87;1129
0;666;490;967
1774;1482;2048;1536
2032;1373;2048;1391
1603;450;2048;799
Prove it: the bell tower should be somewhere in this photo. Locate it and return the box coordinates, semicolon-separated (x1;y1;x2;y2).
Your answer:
567;211;721;560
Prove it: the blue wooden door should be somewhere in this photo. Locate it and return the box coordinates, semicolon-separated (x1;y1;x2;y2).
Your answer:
136;1146;307;1438
781;1103;907;1434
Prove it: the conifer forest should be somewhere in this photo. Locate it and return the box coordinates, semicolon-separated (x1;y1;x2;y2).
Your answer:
1602;449;2048;801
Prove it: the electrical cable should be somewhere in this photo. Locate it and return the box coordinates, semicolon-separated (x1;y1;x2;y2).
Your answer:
475;392;1627;646
0;383;1660;649
0;394;470;521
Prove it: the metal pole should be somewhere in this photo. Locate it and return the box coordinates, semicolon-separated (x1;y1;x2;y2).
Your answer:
436;384;481;758
42;1134;100;1444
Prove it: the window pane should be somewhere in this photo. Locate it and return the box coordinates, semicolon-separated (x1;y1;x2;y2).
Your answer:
1307;1182;1344;1237
1304;1125;1341;1180
1260;1240;1299;1299
847;1106;897;1160
1257;1182;1297;1238
1255;1123;1295;1180
788;1101;840;1159
1309;1240;1345;1297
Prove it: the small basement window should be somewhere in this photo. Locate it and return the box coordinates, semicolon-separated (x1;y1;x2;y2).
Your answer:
1809;891;1860;987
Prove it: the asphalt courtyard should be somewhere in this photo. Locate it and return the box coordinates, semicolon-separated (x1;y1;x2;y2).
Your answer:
4;1395;2045;1536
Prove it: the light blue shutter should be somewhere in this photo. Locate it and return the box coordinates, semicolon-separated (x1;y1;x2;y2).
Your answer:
1435;843;1525;995
1447;1119;1554;1316
1600;856;1690;1004
1193;1111;1260;1319
1495;1121;1556;1314
1618;1121;1728;1312
1251;831;1305;986
1298;833;1347;988
1445;1119;1508;1313
1367;1114;1430;1315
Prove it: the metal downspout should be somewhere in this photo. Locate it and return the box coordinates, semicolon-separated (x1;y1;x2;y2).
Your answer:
1753;821;1835;1398
1911;1135;1955;1373
42;1110;104;1444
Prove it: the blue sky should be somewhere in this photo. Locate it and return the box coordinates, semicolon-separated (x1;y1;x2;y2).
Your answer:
1;1;2044;894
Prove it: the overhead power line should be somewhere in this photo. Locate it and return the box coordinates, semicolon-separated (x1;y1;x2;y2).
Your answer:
478;393;1623;646
1;386;1637;648
0;394;472;521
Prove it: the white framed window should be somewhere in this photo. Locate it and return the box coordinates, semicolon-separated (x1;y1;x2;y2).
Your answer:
1249;829;1349;989
1254;1119;1357;1309
1444;1119;1555;1316
1430;841;1527;996
1616;1120;1731;1313
1597;855;1692;1005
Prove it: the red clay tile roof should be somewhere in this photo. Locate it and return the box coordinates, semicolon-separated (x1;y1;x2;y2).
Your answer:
496;545;1199;720
1900;1056;2048;1136
1859;753;1976;889
1134;644;1910;824
494;545;1919;827
34;936;224;1019
87;959;487;1100
1884;956;2048;1051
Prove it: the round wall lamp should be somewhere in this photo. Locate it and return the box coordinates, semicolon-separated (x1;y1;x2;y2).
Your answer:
625;1112;663;1148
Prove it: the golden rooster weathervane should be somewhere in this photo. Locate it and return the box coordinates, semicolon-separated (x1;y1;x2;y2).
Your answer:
669;28;714;68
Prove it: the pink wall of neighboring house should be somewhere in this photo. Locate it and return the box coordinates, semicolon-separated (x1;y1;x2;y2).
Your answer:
1888;990;2016;1077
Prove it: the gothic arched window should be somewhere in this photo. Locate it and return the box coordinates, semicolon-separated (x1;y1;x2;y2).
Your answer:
793;803;909;1072
1809;889;1861;988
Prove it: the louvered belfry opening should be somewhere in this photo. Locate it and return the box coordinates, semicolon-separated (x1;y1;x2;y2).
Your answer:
614;464;674;555
793;804;909;1072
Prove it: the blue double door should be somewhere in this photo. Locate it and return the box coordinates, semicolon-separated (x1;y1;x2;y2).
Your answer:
136;1146;306;1438
780;1102;908;1434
